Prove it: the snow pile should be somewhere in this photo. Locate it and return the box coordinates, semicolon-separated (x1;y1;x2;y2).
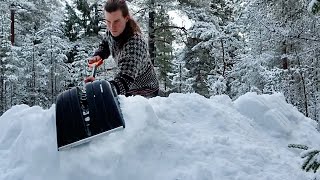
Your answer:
0;92;319;180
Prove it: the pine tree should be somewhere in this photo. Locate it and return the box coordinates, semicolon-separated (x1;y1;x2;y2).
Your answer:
154;5;175;95
177;0;242;97
238;0;320;120
64;3;82;41
64;0;103;41
0;2;11;114
33;21;69;106
0;36;11;114
171;57;194;93
0;0;70;108
130;0;185;95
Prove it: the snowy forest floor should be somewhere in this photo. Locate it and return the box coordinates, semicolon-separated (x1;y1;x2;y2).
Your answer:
0;92;319;180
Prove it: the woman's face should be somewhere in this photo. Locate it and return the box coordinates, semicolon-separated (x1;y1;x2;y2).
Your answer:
105;9;128;37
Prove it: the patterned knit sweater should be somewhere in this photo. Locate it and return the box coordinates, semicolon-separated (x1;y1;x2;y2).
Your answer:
93;24;159;97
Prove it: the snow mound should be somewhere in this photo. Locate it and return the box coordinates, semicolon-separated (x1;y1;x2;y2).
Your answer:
0;92;319;180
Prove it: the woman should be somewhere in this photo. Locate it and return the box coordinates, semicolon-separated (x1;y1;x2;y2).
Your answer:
86;0;159;98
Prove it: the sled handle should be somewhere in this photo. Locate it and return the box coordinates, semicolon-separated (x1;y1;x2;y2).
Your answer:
91;65;97;78
89;59;103;77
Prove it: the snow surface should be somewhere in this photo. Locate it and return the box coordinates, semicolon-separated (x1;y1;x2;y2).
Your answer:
0;92;319;180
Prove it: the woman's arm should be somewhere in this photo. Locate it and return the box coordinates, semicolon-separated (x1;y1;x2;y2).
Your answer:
110;36;146;95
93;39;111;60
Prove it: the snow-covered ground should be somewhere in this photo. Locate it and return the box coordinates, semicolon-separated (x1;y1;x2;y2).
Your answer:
0;92;319;180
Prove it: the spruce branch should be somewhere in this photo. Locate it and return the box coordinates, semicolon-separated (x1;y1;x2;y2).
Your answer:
288;144;320;173
288;144;309;150
301;149;320;173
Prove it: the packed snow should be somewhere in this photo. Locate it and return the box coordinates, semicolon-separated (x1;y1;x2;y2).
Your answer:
0;92;319;180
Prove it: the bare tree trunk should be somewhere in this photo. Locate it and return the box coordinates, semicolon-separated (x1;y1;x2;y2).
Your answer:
51;36;54;104
4;81;6;110
148;0;155;65
179;63;182;93
221;39;226;78
296;50;309;117
10;7;15;45
54;41;57;103
281;40;288;69
0;76;3;114
32;35;36;106
301;72;309;117
259;28;262;55
164;78;167;93
0;50;4;114
10;82;12;107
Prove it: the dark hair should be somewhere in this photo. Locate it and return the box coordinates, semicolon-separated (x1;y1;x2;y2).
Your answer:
104;0;141;34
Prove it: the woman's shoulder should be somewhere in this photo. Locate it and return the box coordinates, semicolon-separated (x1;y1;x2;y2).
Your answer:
121;33;148;54
127;33;147;45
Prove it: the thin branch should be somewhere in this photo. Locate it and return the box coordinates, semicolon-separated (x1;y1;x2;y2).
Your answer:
154;25;188;34
288;35;320;42
154;38;171;44
253;15;320;42
153;25;189;45
133;8;148;16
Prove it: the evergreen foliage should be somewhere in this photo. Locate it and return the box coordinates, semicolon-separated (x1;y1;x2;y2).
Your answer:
289;144;320;173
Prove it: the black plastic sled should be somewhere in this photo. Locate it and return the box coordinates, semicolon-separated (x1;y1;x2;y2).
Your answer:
55;79;125;151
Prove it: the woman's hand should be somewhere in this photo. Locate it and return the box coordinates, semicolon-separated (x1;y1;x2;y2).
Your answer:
84;76;95;83
88;55;102;64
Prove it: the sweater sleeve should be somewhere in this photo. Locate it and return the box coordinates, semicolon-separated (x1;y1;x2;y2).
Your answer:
93;39;110;60
110;36;146;95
